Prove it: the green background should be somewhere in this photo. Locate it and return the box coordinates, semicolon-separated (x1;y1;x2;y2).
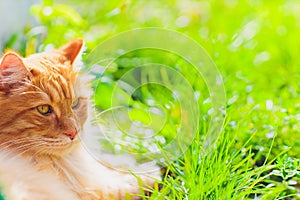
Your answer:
2;0;300;199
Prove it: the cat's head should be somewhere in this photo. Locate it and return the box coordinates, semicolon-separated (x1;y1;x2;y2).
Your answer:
0;39;88;156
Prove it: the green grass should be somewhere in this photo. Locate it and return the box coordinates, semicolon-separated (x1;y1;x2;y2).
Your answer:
152;133;296;199
3;0;300;199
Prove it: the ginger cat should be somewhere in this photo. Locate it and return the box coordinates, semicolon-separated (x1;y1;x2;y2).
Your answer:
0;39;159;200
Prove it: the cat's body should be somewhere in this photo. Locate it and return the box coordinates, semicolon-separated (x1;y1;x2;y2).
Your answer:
0;39;158;200
0;144;144;200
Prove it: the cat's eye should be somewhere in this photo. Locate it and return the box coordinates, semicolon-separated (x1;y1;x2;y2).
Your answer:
36;105;52;115
72;98;80;109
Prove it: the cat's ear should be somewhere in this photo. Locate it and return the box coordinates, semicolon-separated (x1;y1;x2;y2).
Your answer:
58;38;83;64
0;53;29;90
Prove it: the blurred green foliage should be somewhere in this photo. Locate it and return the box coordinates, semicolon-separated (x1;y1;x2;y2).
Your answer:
28;0;300;160
3;0;300;198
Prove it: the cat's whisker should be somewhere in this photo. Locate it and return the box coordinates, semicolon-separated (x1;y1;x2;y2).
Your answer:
1;140;45;154
1;144;39;160
0;136;48;151
0;136;48;147
7;144;39;157
0;138;39;151
10;143;46;160
40;136;64;142
0;133;74;162
13;137;66;161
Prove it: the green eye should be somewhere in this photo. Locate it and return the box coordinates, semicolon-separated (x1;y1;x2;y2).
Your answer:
36;105;52;115
72;98;79;109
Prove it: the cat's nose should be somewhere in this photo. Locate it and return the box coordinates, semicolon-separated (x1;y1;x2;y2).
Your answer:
64;129;78;140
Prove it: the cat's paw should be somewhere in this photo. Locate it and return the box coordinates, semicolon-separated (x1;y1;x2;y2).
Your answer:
118;168;161;200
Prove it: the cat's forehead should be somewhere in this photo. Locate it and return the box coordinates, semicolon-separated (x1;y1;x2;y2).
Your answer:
24;52;78;102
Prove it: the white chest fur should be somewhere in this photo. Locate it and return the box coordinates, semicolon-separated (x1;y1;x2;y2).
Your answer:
0;143;158;200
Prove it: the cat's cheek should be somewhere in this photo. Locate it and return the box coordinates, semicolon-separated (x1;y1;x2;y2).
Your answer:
74;102;88;127
38;113;59;133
